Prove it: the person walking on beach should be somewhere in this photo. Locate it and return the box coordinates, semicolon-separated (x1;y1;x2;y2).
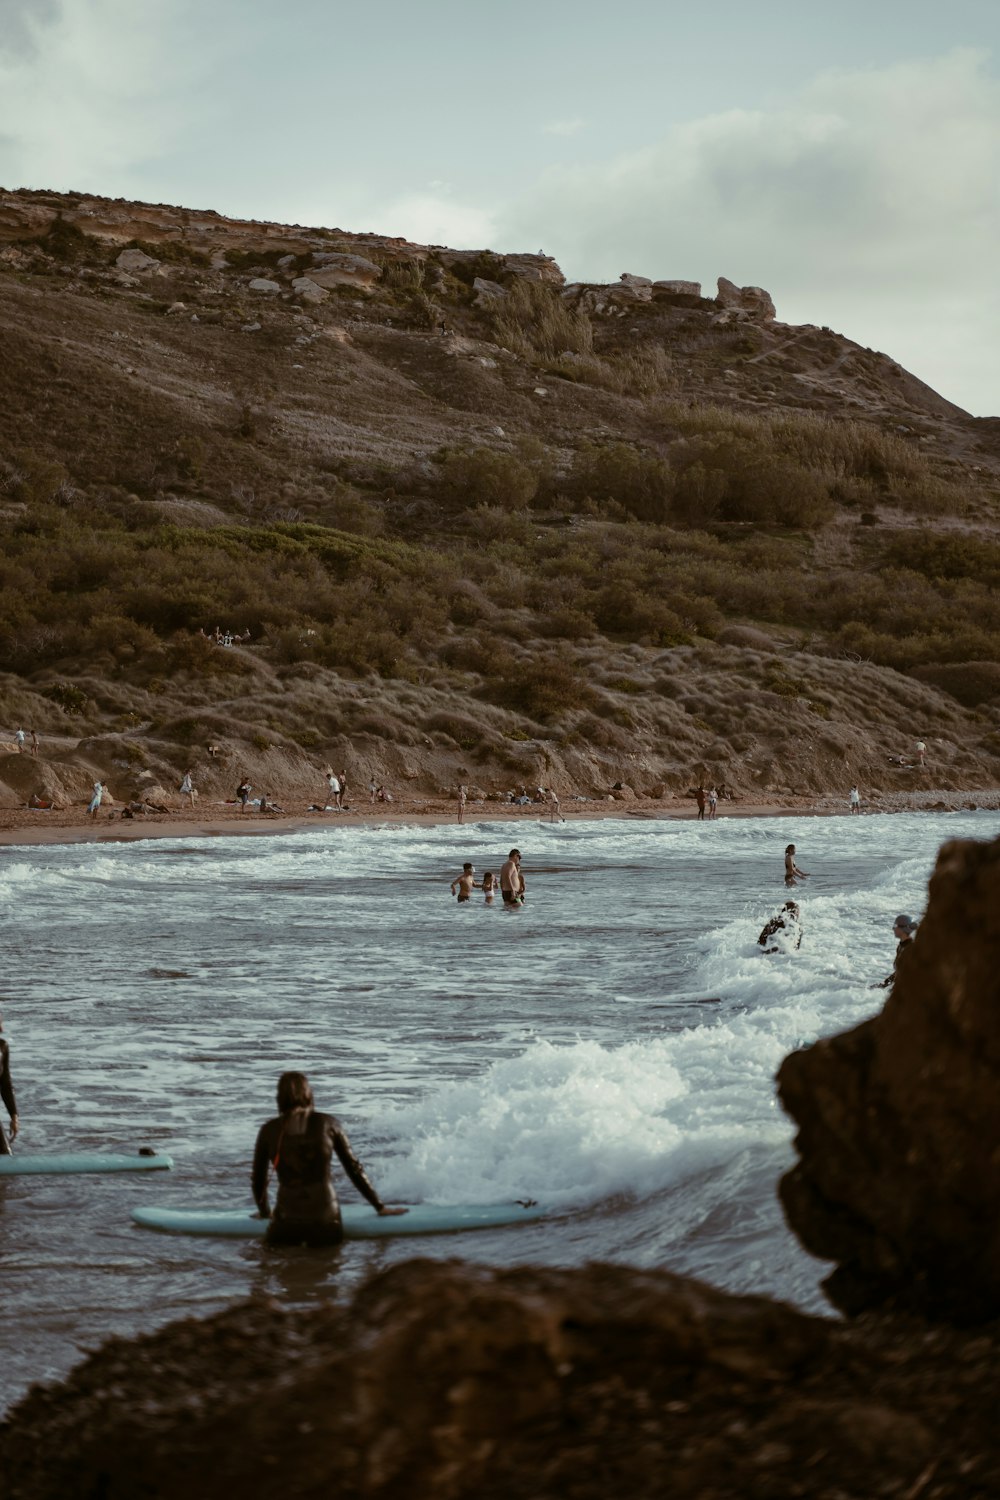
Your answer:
87;781;105;819
450;862;479;902
500;849;525;906
0;1009;19;1155
337;771;348;810
546;787;564;823
30;729;38;756
784;844;809;887
325;770;340;809
179;770;196;808
14;726;25;753
237;778;252;812
252;1071;406;1247
457;784;467;824
849;786;861;815
915;740;926;767
695;785;706;820
707;787;718;820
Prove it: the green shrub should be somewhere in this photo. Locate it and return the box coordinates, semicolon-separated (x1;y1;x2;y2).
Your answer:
491;281;593;361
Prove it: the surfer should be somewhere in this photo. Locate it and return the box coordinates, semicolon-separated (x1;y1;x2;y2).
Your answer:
0;1010;19;1155
784;844;809;887
252;1072;406;1247
450;862;479;902
758;901;802;953
500;848;525;906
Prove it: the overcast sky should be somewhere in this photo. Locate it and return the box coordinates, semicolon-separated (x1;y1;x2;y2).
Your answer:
2;0;999;414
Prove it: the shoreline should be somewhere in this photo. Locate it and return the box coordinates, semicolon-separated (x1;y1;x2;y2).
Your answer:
1;788;997;849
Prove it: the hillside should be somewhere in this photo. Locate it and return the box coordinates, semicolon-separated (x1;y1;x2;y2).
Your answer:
2;185;1000;812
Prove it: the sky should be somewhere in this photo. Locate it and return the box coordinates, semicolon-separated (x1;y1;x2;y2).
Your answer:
1;0;999;415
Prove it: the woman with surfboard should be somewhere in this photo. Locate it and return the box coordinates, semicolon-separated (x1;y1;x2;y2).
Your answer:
251;1072;406;1247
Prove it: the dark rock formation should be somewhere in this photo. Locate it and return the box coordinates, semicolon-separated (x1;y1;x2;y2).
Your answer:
4;1258;1000;1500
779;834;1000;1321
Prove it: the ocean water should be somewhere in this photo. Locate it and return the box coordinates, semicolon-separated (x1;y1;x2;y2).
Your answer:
0;808;995;1411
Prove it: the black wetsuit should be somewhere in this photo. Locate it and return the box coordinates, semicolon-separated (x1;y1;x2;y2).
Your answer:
251;1107;384;1247
0;1037;17;1155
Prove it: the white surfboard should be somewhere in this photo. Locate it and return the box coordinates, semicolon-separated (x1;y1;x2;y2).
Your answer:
131;1200;547;1239
0;1150;173;1177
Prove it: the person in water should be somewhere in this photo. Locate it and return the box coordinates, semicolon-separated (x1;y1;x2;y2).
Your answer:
500;849;524;905
450;862;479;902
784;844;810;887
874;914;918;989
252;1071;405;1247
0;1009;19;1155
481;870;498;903
758;901;802;953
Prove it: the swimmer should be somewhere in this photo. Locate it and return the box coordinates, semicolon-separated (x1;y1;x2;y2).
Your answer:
450;863;479;902
784;844;810;887
758;901;802;953
481;871;498;903
252;1071;406;1247
500;848;525;906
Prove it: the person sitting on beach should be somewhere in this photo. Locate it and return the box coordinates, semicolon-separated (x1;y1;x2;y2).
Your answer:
784;844;810;887
376;785;392;802
251;1071;406;1247
482;871;498;904
27;793;53;810
0;1009;20;1155
874;915;918;989
450;863;479;902
758;901;802;953
500;849;525;906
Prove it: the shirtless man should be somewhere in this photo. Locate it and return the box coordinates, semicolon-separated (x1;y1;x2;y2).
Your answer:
500;849;524;906
450;863;479;902
784;844;810;887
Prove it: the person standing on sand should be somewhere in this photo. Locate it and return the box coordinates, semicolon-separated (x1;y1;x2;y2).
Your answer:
500;849;525;906
0;1009;20;1155
87;781;105;819
546;787;564;823
179;770;196;808
695;785;706;821
784;844;810;887
450;863;479;902
369;776;377;804
849;786;861;815
237;778;252;812
30;730;38;756
14;727;25;753
325;770;340;809
252;1071;406;1247
338;771;348;810
915;740;926;767
457;784;467;824
707;787;718;820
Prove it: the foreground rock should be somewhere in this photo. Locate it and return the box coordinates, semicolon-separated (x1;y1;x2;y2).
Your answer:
779;834;1000;1321
3;1259;999;1499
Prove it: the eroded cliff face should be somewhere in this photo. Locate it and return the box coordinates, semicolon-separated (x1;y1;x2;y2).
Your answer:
779;834;1000;1321
2;1259;999;1500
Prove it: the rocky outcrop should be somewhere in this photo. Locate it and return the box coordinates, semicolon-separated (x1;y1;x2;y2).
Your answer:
4;1258;1000;1500
778;833;1000;1322
715;276;776;321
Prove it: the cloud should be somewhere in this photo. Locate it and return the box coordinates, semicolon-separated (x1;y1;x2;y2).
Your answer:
543;118;585;138
375;191;496;249
497;50;1000;414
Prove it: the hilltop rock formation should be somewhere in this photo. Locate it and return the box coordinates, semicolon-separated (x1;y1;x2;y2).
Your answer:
715;276;776;321
778;833;1000;1322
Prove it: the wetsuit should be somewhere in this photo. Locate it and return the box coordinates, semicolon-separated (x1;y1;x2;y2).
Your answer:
251;1107;384;1247
0;1037;17;1155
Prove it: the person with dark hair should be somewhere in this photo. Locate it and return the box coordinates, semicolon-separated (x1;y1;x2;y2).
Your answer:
874;915;918;989
450;862;478;902
252;1072;406;1247
784;844;810;887
500;849;524;906
0;1011;19;1155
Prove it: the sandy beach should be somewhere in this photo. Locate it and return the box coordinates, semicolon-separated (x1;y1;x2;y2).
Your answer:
2;788;997;849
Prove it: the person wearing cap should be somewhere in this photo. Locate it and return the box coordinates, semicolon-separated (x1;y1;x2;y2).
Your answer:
0;1010;19;1154
874;915;918;988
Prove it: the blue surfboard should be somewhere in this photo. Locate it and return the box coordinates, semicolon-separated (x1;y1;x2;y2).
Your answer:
0;1151;173;1177
132;1200;546;1239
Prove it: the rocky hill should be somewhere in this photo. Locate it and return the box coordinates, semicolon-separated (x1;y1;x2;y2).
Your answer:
1;186;999;807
